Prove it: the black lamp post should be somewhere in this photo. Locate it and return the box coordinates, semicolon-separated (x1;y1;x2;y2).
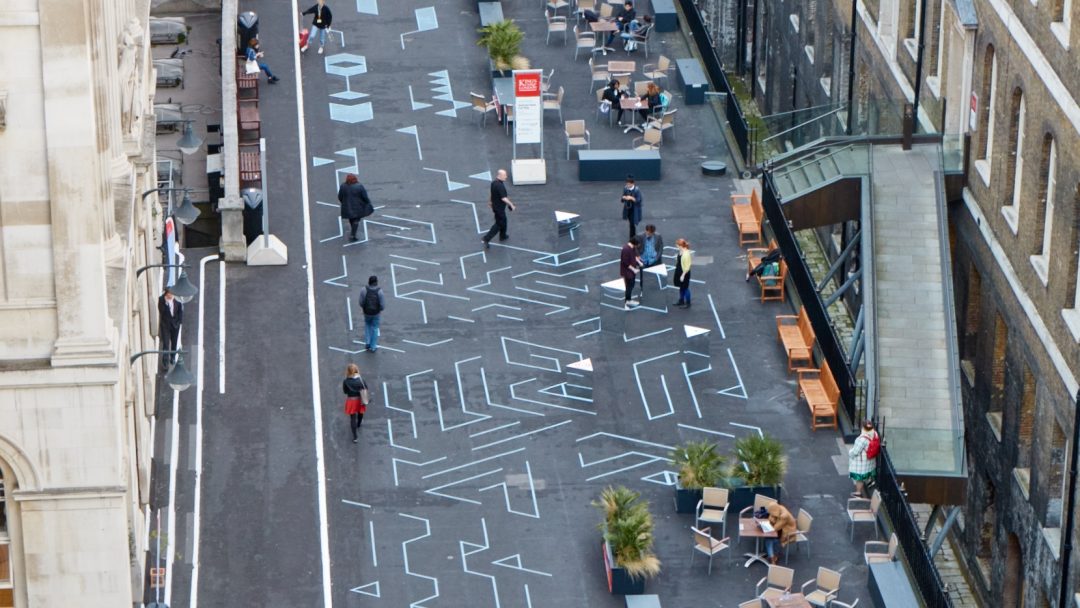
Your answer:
130;350;194;391
141;187;200;226
136;263;198;303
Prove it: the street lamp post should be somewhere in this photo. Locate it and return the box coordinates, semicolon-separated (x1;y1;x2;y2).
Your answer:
141;187;201;226
136;263;198;303
129;349;194;391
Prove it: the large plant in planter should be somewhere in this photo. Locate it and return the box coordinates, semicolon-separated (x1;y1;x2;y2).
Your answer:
593;486;661;594
670;441;728;513
728;433;787;512
476;19;530;72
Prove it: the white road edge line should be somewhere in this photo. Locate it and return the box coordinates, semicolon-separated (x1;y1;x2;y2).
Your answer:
219;260;226;394
163;384;179;606
291;2;334;605
188;253;216;607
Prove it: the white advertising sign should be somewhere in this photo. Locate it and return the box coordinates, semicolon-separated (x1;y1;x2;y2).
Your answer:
513;70;543;145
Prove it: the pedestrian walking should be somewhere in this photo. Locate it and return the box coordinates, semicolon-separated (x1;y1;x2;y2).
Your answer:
301;0;333;54
619;175;643;240
342;363;369;443
359;276;385;352
848;420;880;498
245;39;279;83
673;238;692;308
482;169;516;248
337;173;374;242
158;287;183;369
620;237;642;310
637;224;664;291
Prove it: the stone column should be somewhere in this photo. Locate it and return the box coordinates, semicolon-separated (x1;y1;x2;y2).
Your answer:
41;0;117;366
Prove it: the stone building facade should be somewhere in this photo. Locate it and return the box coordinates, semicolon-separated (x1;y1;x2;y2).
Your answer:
725;0;1080;604
0;0;162;605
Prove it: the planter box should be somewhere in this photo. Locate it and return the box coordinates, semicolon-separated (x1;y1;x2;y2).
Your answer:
727;485;782;514
602;539;647;595
489;58;511;80
673;483;702;514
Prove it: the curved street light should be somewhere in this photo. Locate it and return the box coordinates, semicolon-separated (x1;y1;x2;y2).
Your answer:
130;350;194;392
135;263;198;303
141;187;201;226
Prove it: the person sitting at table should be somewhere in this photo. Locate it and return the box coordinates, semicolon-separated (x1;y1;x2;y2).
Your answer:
638;82;663;122
621;15;652;52
602;79;630;124
763;502;798;565
607;1;637;46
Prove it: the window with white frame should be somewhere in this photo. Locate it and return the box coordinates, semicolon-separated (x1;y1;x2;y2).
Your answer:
1031;137;1057;284
904;0;921;58
1051;0;1072;47
974;46;996;185
0;466;15;608
878;0;900;54
1065;185;1080;342
1001;90;1025;234
926;0;943;97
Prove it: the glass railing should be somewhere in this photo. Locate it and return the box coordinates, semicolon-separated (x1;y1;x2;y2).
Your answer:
942;131;964;174
751;104;848;165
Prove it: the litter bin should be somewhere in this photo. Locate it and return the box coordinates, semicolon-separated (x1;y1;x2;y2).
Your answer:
241;188;264;244
237;12;259;55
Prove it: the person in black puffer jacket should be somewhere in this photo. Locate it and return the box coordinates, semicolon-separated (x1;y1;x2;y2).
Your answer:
337;173;373;242
301;0;333;54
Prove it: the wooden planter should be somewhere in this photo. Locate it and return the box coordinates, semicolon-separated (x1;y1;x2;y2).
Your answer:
727;484;783;514
673;482;702;514
602;539;647;595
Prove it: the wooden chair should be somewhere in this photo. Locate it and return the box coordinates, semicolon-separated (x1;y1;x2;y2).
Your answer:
543;86;565;122
756;564;794;601
646;108;676;141
588;57;609;92
690;526;730;575
695;487;730;538
758;259;787;302
642;55;673;86
738;494;777;546
632;127;662;150
730;189;764;245
470;92;497;127
864;532;898;564
832;599;860;608
800;567;841;607
574;25;596;59
776;307;815;372
625;21;652;57
787;508;813;562
797;360;840;430
564;119;590;159
546;0;570;15
633;80;654;97
574;0;596;22
846;490;882;541
503;104;515;135
546;12;569;44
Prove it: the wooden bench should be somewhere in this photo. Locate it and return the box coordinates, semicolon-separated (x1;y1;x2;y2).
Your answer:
237;57;259;100
239;144;262;188
776;307;815;372
758;258;787;302
730;189;764;245
578;149;661;181
238;98;261;143
746;238;777;277
797;361;840;431
478;1;504;27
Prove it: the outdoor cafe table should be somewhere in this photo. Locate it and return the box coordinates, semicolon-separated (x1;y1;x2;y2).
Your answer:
619;97;646;133
607;59;636;81
590;20;618;55
764;592;812;608
738;517;778;568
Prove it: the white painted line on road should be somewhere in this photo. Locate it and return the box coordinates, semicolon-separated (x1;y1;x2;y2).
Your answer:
219;260;226;394
292;1;334;603
185;253;216;607
163;319;184;606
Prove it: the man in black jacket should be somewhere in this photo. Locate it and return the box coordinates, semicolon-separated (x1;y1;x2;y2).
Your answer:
301;0;333;54
337;173;374;242
158;288;183;369
482;169;517;248
607;1;636;47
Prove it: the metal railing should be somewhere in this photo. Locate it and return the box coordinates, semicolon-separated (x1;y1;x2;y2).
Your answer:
876;447;956;608
679;0;752;164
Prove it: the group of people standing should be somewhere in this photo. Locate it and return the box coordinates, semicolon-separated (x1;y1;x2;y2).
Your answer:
616;175;693;310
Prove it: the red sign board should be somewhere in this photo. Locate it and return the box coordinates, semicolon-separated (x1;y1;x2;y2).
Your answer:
514;72;542;97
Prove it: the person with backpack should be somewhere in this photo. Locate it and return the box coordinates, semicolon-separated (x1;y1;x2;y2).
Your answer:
358;275;385;352
848;420;880;498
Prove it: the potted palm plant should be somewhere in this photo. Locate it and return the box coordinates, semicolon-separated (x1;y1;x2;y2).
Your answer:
670;440;728;513
727;433;787;513
476;19;530;78
594;486;661;595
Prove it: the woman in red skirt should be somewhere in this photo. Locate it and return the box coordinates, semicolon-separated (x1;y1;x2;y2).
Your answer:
342;363;368;443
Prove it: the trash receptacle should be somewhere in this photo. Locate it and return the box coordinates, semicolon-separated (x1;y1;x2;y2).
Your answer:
241;188;264;244
237;12;259;55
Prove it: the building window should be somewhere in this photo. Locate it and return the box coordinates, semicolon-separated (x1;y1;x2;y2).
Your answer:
960;264;981;384
1065;185;1080;341
878;0;900;55
0;466;15;608
1030;136;1057;285
976;475;996;582
1042;419;1067;528
1051;0;1072;48
903;0;920;58
974;45;996;185
925;0;943;97
987;312;1007;438
1001;89;1025;234
1013;365;1037;497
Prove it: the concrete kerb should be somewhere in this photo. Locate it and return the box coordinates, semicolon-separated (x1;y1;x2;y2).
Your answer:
219;0;246;262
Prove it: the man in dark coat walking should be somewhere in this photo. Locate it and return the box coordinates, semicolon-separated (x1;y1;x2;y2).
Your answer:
620;175;643;240
158;287;183;369
338;173;374;242
482;169;516;248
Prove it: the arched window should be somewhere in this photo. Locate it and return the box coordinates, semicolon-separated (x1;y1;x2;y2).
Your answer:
1030;135;1056;284
0;461;18;608
974;45;996;185
1001;88;1024;234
